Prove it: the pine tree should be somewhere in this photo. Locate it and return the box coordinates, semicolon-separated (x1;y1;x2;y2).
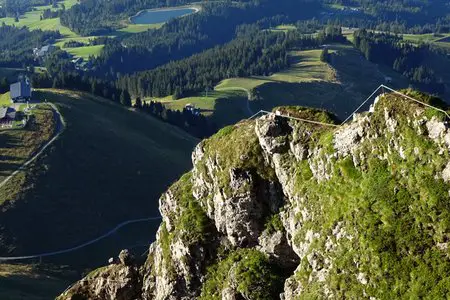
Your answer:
120;89;132;107
135;97;142;109
320;48;330;63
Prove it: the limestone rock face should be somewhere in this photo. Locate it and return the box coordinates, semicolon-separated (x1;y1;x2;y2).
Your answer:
59;252;141;300
60;93;450;300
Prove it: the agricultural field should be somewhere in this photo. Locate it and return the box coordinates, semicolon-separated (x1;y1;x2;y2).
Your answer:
250;44;408;118
399;33;450;52
62;45;105;60
216;49;336;90
402;33;450;44
154;43;412;125
270;24;296;33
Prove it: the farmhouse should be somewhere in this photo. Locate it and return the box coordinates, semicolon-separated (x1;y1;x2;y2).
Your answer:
33;44;57;58
0;107;16;125
10;79;32;103
184;103;200;116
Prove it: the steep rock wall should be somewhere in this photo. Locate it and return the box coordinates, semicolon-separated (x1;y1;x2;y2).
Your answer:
60;91;450;299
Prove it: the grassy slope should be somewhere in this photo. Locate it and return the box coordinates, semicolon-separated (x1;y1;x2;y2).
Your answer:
0;92;11;106
0;104;55;196
0;264;75;300
0;89;197;267
63;45;105;59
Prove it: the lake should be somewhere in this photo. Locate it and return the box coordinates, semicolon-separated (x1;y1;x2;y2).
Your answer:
131;7;197;25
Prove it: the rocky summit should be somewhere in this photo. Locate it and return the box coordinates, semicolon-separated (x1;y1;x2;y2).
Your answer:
59;90;450;299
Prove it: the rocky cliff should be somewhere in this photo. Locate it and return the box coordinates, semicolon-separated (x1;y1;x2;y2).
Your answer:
59;90;450;299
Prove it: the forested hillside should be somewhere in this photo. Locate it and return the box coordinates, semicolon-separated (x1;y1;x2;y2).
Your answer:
353;30;447;94
117;26;345;98
0;26;60;67
60;0;192;35
93;0;321;75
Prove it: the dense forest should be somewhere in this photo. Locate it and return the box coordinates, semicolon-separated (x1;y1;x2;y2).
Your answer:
325;0;448;19
0;0;58;17
92;0;321;75
353;30;446;94
0;24;61;67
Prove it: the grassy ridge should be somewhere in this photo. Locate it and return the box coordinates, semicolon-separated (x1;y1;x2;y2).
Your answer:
0;89;197;262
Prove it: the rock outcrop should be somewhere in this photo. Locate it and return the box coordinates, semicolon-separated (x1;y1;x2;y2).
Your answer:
60;91;450;299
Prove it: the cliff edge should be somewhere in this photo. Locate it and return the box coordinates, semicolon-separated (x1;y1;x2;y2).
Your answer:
60;90;450;299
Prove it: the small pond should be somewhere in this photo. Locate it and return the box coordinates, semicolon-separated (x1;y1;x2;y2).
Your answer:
131;7;197;25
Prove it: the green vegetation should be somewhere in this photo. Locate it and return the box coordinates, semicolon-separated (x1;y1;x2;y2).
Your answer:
264;213;284;234
216;78;270;91
0;0;79;38
216;49;336;90
243;43;407;118
289;95;450;298
115;23;162;34
169;172;214;245
200;249;284;300
0;104;55;202
197;121;276;193
402;33;450;45
270;24;297;33
0;92;11;106
63;45;104;59
152;89;249;128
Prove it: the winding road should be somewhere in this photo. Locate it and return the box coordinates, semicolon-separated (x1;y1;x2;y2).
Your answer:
0;217;161;261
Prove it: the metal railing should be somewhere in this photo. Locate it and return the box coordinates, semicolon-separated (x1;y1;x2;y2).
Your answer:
250;84;449;127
